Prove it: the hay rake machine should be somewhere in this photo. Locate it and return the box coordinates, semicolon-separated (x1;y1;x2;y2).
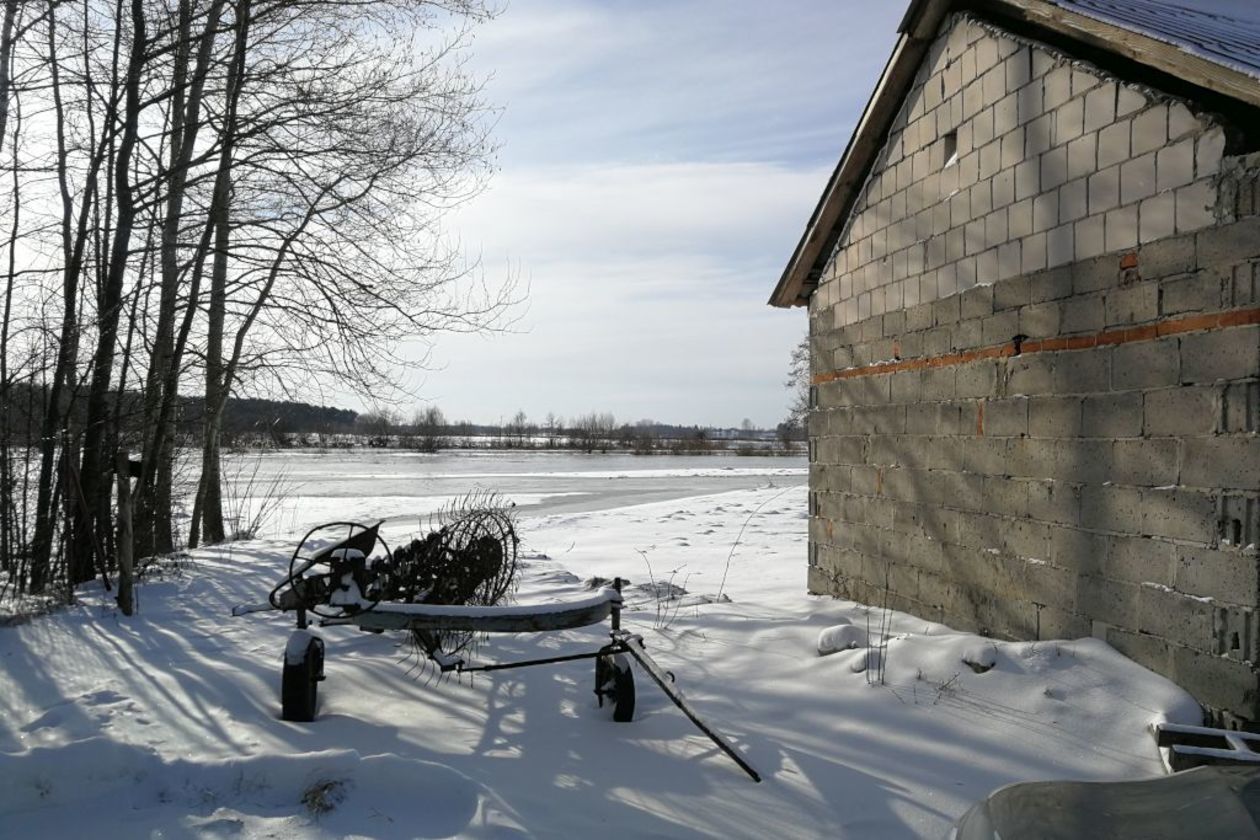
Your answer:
232;504;760;782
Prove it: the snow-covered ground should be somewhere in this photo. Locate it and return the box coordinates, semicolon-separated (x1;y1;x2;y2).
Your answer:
1;455;1201;838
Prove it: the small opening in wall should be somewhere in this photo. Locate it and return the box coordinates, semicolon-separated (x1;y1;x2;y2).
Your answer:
942;131;958;168
1232;518;1243;545
1232;632;1241;651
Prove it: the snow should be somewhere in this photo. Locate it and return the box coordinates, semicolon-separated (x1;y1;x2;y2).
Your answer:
213;449;807;537
1141;580;1215;604
817;621;868;656
0;454;1203;838
1050;0;1260;79
284;629;321;664
359;588;620;618
2;742;524;837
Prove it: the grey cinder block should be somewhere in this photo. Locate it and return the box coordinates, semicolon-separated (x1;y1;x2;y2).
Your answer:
1029;395;1084;437
1140;487;1217;543
1181;437;1260;490
1083;391;1143;438
1180;327;1260;384
1144;386;1219;436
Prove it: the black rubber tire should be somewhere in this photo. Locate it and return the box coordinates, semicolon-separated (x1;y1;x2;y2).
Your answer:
597;654;635;725
281;637;322;722
606;653;635;722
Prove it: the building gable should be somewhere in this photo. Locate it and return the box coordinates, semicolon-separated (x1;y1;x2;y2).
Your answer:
771;0;1260;310
813;13;1225;332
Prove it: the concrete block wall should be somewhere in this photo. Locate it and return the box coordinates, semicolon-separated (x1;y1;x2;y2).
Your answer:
811;14;1226;329
807;14;1260;724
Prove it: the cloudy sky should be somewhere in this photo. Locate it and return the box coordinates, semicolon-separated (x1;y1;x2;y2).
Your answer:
393;1;905;428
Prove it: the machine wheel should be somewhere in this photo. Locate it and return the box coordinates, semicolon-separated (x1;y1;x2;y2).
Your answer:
595;652;635;722
282;633;324;722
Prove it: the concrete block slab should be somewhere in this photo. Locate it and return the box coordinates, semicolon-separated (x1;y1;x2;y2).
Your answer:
1181;436;1259;491
1141;487;1217;543
1114;338;1179;389
1139;191;1176;244
1144;386;1219;436
1121;151;1157;204
1132;104;1169;156
1088;162;1118;211
1181;326;1260;384
1082;391;1143;437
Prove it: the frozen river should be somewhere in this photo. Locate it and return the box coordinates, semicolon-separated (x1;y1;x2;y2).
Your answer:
216;449;807;538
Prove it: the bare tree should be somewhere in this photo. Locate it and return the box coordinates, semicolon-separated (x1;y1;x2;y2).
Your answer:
358;408;400;445
784;333;809;433
543;411;559;447
504;409;529;447
133;0;231;559
0;1;21;155
187;0;508;544
571;411;616;454
76;0;156;578
410;404;446;452
29;0;127;591
0;0;25;592
2;0;512;600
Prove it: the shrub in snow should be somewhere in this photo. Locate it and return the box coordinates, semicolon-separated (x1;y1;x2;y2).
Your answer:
301;778;348;815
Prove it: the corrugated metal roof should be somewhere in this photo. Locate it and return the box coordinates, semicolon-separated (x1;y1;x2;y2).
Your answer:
1050;0;1260;79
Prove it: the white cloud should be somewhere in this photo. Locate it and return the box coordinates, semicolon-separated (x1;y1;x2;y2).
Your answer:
455;160;827;260
411;159;823;427
357;2;909;427
470;0;903;166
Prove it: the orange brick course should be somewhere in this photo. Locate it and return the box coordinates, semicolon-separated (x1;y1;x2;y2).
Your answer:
812;306;1260;385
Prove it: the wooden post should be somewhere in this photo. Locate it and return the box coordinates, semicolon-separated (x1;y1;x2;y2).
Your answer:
115;452;135;616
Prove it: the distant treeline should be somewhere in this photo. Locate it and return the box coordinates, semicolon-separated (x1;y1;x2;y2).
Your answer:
0;382;801;455
345;408;803;455
0;383;356;447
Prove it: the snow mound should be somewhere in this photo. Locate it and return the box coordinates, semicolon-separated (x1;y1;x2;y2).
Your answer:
961;642;999;673
843;627;1201;744
817;622;868;655
633;580;688;600
534;569;578;585
0;740;524;838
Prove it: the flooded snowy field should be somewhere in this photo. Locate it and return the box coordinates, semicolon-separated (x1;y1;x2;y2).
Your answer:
215;449;808;538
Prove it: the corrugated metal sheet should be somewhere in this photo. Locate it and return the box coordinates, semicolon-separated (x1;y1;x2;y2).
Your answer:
1050;0;1260;79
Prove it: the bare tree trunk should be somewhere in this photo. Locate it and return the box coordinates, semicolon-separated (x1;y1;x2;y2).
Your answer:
136;0;226;558
197;0;248;547
76;0;146;576
114;451;134;615
0;8;19;581
0;1;19;158
76;0;130;581
31;2;89;592
198;197;229;542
